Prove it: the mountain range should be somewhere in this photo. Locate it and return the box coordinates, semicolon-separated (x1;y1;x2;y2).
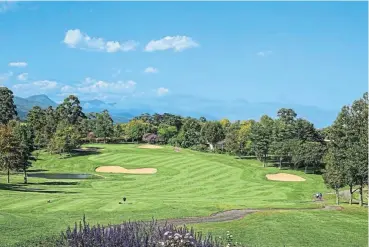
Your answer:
13;94;339;128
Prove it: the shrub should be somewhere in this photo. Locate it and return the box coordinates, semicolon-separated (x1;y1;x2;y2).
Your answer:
190;144;209;152
53;216;228;247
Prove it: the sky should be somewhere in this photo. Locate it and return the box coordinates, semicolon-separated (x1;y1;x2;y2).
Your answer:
0;1;367;112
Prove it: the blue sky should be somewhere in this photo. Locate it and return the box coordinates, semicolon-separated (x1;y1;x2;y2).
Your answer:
0;1;367;112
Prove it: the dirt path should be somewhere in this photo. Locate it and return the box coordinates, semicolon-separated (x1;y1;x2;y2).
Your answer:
112;206;342;229
155;206;342;226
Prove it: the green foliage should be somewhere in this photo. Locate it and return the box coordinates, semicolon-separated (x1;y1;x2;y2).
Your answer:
125;119;149;142
12;122;35;183
55;95;85;125
180;118;202;148
291;141;326;173
48;120;81;155
95;110;114;140
0;87;18;125
249;117;273;167
158;124;178;143
201;121;225;150
0;124;23;183
325;92;368;206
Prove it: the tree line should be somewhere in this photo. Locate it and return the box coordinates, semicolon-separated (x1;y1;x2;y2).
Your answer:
0;86;367;206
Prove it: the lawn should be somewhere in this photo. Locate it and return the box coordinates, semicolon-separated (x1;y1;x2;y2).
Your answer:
0;144;367;246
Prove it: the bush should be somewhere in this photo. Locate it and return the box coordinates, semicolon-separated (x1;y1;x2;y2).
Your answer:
190;144;209;152
51;216;228;247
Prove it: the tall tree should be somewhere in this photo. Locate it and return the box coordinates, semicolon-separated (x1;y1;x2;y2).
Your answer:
0;124;22;183
125;119;147;143
0;87;17;125
180;118;202;148
95;110;114;142
44;106;57;142
200;121;225;151
323;152;346;205
27;106;47;148
157;124;178;143
224;122;241;155
48;120;81;156
12;122;35;183
292;141;326;173
327;92;368;206
56;95;85;126
250;116;273;167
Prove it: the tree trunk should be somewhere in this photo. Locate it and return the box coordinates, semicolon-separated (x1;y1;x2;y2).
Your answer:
359;183;363;207
335;187;340;205
209;143;214;151
263;155;267;167
349;185;353;205
7;167;10;184
24;167;27;184
304;165;308;174
279;157;282;169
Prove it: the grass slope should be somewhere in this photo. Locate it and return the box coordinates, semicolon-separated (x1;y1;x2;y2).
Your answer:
0;144;367;246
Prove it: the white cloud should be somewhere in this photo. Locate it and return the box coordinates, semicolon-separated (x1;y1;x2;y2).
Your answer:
145;36;199;52
61;85;74;92
33;80;58;89
13;80;58;91
62;77;137;97
257;50;272;57
144;67;158;73
156;87;169;96
63;29;138;53
12;80;59;97
17;73;28;81
9;62;27;67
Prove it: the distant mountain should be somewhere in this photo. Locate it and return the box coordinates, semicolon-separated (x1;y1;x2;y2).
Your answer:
26;94;57;107
14;95;58;120
13;95;133;123
13;93;339;127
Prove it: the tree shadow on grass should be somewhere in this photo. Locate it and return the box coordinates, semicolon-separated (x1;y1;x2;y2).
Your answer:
27;181;79;186
0;183;78;194
58;149;102;159
28;169;49;172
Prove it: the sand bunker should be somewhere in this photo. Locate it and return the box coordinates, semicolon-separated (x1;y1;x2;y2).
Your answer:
95;166;157;174
266;173;306;182
138;144;162;149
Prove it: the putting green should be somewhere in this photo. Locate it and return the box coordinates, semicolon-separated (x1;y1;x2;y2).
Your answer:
0;144;367;246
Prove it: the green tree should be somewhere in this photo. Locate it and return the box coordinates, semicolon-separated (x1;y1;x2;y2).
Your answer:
48;120;81;156
12;122;35;183
125;119;147;143
237;120;254;155
157;124;178;143
323;152;346;205
43;106;57;142
27;106;47;148
250;116;273;167
95;110;114;142
0;87;17;125
327;92;368;206
292;141;326;173
224;122;241;155
56;95;85;126
201;121;225;151
219;118;231;129
0;124;22;183
180;118;202;148
199;116;207;123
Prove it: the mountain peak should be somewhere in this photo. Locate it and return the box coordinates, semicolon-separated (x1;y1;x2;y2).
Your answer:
26;94;57;107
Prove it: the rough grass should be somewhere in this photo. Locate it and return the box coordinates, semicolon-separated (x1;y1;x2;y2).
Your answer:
0;144;367;246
